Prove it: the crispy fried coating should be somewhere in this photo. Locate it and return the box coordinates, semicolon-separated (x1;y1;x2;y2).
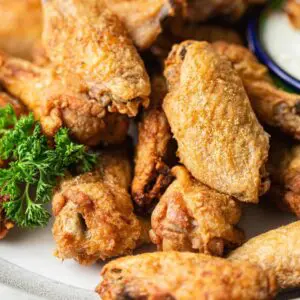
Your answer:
163;41;270;203
213;41;300;140
42;0;150;117
0;52;129;146
0;0;42;60
132;75;174;210
229;221;300;289
52;150;150;265
150;166;244;255
105;0;177;49
266;133;300;217
286;0;300;29
97;252;277;300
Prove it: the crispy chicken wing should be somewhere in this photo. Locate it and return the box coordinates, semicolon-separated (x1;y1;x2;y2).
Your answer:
52;150;150;265
0;52;129;146
0;0;42;60
286;0;300;29
266;133;300;217
105;0;178;49
163;41;270;203
229;221;300;289
150;166;244;255
42;0;150;117
132;75;174;211
213;41;300;140
97;252;277;300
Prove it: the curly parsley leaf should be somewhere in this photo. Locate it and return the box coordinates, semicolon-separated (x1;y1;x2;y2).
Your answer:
0;105;97;228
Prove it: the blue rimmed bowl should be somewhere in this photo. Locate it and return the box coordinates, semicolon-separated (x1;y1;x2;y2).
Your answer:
247;5;300;92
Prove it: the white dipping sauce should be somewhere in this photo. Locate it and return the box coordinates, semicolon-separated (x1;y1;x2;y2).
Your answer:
261;11;300;80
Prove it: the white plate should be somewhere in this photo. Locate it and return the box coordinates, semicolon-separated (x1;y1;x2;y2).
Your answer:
0;200;299;299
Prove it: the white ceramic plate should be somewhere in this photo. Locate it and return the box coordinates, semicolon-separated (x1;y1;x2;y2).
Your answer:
0;201;300;299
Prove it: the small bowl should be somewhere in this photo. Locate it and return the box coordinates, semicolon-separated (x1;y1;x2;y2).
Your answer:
247;8;300;92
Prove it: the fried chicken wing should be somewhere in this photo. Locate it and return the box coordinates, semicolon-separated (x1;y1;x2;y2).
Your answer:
0;52;129;146
0;0;42;60
42;0;150;117
105;0;178;49
229;221;300;289
132;75;174;211
286;0;300;29
266;133;300;217
150;166;244;255
163;41;270;203
97;252;277;300
213;42;300;140
52;150;150;265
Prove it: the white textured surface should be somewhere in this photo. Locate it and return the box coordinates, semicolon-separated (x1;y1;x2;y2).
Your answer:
0;283;44;300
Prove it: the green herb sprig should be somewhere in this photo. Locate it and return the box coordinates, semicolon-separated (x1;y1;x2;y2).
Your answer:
0;105;96;228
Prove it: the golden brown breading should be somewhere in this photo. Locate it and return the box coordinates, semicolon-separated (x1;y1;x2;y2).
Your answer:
0;0;42;60
150;166;244;255
229;221;300;289
132;75;174;210
105;0;177;49
0;52;129;146
213;41;300;140
286;0;300;29
163;41;270;203
266;133;300;217
42;0;150;117
52;150;150;265
97;252;277;300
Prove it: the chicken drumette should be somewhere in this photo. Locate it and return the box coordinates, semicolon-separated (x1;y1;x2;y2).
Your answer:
132;75;175;211
52;149;150;265
213;41;300;140
150;166;244;255
97;252;277;300
163;41;270;203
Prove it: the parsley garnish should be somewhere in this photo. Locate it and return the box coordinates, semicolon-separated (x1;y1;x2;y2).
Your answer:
0;106;96;228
